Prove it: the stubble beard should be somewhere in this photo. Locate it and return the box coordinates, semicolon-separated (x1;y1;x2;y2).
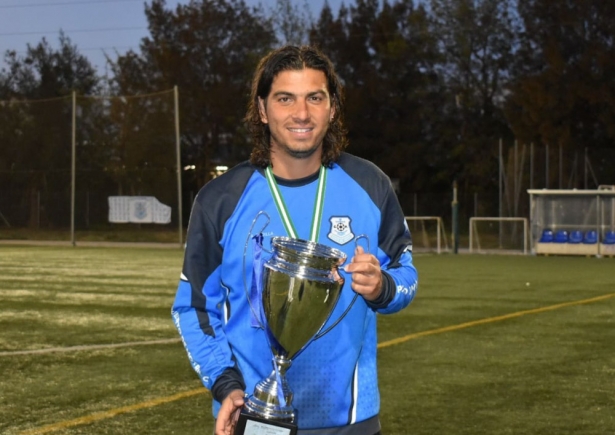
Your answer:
268;124;329;162
270;132;326;161
284;143;320;160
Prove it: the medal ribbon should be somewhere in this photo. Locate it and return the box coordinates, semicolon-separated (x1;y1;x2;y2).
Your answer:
249;233;265;328
263;164;327;407
265;165;327;242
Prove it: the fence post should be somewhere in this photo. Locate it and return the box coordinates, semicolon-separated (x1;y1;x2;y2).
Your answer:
71;90;76;246
174;85;183;247
452;180;459;254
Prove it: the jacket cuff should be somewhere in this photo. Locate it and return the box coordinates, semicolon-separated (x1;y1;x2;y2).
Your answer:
211;366;246;403
365;270;395;310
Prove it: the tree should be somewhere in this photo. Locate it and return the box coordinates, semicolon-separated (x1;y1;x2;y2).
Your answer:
0;32;98;100
110;0;277;192
310;1;450;213
366;1;444;194
271;0;313;45
505;0;615;187
309;1;350;73
428;0;520;214
0;33;98;227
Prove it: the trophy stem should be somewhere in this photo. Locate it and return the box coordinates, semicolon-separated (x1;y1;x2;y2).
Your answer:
243;356;295;423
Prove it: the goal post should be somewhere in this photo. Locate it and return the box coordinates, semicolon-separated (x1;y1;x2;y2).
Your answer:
405;216;449;254
469;217;529;255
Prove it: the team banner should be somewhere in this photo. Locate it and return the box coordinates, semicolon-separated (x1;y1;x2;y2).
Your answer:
108;196;171;224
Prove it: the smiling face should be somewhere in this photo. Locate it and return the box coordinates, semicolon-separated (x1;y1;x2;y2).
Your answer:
258;68;335;173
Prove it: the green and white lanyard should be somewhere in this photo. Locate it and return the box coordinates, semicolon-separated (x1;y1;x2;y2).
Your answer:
265;165;327;242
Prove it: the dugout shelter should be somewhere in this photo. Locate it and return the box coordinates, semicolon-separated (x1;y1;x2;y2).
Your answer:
528;186;615;257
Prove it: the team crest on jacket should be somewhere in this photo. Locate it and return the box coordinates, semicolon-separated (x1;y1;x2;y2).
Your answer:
328;216;354;245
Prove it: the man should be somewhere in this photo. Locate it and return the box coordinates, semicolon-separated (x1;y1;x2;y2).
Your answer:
172;45;418;435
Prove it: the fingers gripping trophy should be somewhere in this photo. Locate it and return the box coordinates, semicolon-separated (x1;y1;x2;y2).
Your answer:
235;219;354;435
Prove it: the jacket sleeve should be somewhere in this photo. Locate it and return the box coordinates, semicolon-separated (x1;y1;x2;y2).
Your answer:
171;197;245;399
368;183;418;314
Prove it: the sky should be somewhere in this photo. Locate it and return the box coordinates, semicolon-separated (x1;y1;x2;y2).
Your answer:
0;0;348;76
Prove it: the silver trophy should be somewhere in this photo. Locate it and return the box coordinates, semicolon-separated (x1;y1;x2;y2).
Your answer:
235;236;347;435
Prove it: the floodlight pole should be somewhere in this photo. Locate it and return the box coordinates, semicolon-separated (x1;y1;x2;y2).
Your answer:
71;90;76;247
174;86;183;248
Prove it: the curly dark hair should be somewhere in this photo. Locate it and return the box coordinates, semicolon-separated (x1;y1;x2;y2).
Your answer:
246;45;348;168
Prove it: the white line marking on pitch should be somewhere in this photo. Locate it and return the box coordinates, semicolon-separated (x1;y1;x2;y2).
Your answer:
0;338;181;357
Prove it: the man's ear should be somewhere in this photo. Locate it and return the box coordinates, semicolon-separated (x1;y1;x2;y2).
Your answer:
258;98;268;124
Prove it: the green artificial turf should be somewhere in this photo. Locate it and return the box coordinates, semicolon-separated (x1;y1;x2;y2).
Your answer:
0;247;613;434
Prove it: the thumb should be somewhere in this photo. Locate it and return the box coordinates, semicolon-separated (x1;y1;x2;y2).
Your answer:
231;391;245;406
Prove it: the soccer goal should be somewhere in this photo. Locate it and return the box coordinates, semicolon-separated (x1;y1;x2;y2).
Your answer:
469;217;529;255
405;216;449;254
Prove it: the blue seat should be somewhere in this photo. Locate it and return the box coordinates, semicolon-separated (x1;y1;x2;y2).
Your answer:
568;230;583;244
583;230;598;244
554;230;569;243
539;229;553;243
604;230;615;245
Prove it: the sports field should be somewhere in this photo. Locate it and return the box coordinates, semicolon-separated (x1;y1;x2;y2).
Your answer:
1;245;614;434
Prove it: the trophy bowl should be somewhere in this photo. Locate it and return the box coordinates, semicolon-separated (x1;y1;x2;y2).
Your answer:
235;237;346;434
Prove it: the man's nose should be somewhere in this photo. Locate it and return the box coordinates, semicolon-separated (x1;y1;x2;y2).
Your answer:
292;99;310;121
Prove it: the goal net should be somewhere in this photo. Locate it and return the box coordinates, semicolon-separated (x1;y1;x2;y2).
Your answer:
469;217;529;254
405;216;449;254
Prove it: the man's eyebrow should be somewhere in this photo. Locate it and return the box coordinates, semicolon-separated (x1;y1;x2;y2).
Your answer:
307;90;328;97
270;90;328;98
271;91;295;98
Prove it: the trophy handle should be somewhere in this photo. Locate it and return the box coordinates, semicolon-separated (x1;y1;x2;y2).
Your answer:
313;234;370;340
314;293;358;340
354;233;370;252
242;211;272;331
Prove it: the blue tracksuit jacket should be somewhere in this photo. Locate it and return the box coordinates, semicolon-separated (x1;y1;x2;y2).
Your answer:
172;152;418;432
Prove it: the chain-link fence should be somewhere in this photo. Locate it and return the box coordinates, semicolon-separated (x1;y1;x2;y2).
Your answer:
0;89;181;244
3;89;613;248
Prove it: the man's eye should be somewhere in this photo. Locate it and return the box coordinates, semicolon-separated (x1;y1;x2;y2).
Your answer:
278;97;291;103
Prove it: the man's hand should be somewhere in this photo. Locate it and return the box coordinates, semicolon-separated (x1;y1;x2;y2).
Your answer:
215;389;245;435
344;246;382;301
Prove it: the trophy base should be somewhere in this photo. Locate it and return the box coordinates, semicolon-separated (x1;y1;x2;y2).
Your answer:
234;409;298;435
